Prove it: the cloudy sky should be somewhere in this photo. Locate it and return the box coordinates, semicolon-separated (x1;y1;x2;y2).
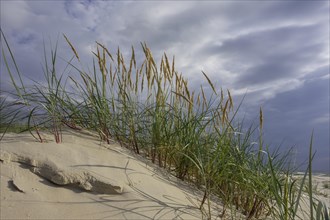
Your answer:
1;1;329;172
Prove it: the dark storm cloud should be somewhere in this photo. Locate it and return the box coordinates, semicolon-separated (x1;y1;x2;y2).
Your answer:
261;65;329;170
260;1;327;21
224;24;322;58
198;22;326;88
240;63;296;86
224;1;327;31
115;2;227;54
265;72;328;120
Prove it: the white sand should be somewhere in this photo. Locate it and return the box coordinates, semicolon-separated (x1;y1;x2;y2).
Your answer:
292;173;330;219
0;130;223;220
1;130;328;219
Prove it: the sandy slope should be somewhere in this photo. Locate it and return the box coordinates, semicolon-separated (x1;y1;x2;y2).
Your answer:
1;130;329;219
0;130;223;220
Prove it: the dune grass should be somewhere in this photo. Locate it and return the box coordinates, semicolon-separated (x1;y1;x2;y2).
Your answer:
1;30;329;220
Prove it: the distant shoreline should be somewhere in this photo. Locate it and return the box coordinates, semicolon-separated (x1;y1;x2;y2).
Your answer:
294;171;330;177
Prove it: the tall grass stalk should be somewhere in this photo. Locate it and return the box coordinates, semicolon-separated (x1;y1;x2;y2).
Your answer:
1;30;44;142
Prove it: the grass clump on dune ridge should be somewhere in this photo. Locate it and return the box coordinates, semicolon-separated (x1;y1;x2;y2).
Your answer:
1;30;329;220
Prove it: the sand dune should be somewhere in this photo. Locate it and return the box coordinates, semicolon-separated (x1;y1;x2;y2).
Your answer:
1;130;329;219
0;130;224;219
